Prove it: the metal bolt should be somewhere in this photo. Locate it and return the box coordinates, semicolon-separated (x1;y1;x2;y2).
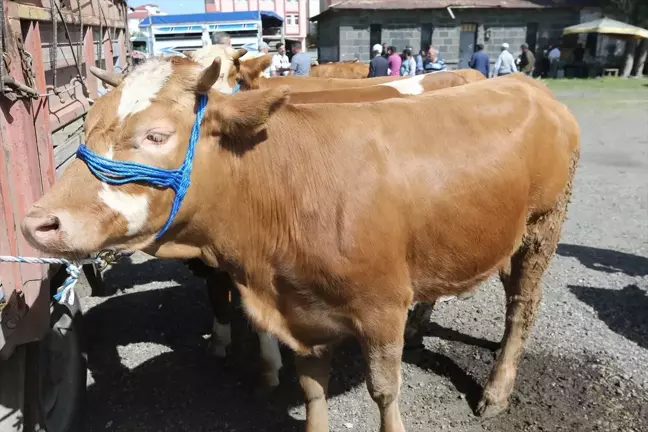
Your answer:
5;318;17;330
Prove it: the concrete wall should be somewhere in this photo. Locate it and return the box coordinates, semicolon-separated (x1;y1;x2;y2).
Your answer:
318;18;340;62
316;8;585;66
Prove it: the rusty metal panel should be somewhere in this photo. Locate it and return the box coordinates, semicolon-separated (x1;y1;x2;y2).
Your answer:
1;0;130;356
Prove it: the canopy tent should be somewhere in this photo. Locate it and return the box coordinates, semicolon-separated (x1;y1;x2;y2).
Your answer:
139;11;284;28
563;17;648;39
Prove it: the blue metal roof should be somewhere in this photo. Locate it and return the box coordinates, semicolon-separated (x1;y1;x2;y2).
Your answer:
139;11;283;27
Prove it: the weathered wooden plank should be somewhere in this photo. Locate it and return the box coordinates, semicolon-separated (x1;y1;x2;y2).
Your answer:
53;129;83;167
14;2;126;28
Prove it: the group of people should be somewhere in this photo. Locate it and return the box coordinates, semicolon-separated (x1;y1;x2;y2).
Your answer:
469;42;536;78
368;43;448;78
469;41;562;79
206;31;311;78
206;30;562;81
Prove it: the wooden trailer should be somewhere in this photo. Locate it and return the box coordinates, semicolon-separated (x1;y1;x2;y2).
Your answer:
0;1;130;431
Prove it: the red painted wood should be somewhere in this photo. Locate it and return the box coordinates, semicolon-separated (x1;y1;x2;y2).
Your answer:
2;10;46;289
83;27;98;99
103;28;114;72
26;21;56;194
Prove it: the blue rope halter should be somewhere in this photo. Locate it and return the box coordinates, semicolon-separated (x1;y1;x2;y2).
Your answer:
76;94;208;239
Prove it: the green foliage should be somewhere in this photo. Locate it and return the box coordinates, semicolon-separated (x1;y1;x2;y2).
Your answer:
602;0;648;25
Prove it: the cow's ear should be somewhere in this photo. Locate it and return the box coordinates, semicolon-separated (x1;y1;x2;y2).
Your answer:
205;86;290;137
240;54;272;77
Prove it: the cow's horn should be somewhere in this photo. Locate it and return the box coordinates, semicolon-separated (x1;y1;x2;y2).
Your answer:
196;58;222;93
89;66;123;87
232;48;247;60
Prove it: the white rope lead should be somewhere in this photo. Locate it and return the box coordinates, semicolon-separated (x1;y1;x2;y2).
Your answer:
0;251;129;305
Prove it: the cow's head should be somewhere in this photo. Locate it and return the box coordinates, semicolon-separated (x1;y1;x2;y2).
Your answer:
21;55;289;260
91;45;272;93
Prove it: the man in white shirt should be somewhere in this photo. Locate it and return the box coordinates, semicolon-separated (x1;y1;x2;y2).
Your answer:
201;25;211;48
271;42;291;76
492;42;517;77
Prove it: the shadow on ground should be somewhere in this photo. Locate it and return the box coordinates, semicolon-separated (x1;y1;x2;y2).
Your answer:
85;258;368;431
570;284;648;350
556;243;648;277
84;257;648;431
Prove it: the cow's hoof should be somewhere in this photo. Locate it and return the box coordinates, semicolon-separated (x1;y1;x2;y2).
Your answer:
475;394;509;419
208;339;229;358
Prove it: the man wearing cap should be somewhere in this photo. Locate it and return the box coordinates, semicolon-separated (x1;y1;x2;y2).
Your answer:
492;42;517;77
368;43;389;77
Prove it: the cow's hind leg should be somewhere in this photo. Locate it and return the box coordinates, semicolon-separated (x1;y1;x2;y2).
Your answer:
257;332;283;392
296;347;332;432
476;161;576;418
206;269;235;358
404;302;434;348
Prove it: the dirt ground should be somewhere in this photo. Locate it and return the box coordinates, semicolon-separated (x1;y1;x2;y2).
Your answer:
81;82;648;432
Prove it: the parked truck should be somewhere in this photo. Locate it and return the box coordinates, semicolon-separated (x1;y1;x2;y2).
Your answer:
0;1;130;431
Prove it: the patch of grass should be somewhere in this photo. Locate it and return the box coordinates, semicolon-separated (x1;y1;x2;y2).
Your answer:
543;76;648;91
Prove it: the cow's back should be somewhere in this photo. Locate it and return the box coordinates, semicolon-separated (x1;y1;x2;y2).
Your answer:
260;75;400;91
309;63;370;79
452;68;488;83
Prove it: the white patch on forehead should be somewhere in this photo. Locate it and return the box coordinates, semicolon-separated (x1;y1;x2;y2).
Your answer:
97;146;149;236
380;74;426;95
99;186;149;236
118;59;173;120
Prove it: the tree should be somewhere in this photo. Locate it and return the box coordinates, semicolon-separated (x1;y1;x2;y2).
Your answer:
603;0;648;77
634;38;648;76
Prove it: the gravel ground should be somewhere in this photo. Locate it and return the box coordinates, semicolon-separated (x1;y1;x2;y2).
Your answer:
81;84;648;432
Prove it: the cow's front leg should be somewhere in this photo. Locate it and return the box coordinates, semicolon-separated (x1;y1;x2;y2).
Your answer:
205;270;235;357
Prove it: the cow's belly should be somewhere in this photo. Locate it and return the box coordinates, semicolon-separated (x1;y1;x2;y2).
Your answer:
407;192;528;302
237;281;355;354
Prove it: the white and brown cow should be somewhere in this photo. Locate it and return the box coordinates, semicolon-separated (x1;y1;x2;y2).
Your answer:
25;55;580;431
87;56;490;391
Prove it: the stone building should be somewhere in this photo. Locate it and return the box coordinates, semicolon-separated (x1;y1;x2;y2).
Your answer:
311;0;602;68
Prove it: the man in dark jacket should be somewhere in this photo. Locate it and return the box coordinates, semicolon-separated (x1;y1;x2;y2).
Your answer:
368;43;389;77
468;43;490;77
519;43;536;77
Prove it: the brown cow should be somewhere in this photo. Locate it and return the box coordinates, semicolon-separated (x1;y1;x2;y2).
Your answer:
287;72;470;104
86;57;477;392
42;56;582;431
309;62;370;79
257;70;484;92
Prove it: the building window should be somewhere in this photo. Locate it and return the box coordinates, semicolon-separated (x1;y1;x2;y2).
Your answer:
287;14;299;26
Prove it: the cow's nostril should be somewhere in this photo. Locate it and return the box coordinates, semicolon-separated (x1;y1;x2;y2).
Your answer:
35;215;61;233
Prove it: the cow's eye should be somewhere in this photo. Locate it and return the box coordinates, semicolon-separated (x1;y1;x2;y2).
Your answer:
146;132;168;144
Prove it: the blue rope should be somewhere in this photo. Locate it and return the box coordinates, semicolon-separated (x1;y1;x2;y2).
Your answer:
76;94;208;239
